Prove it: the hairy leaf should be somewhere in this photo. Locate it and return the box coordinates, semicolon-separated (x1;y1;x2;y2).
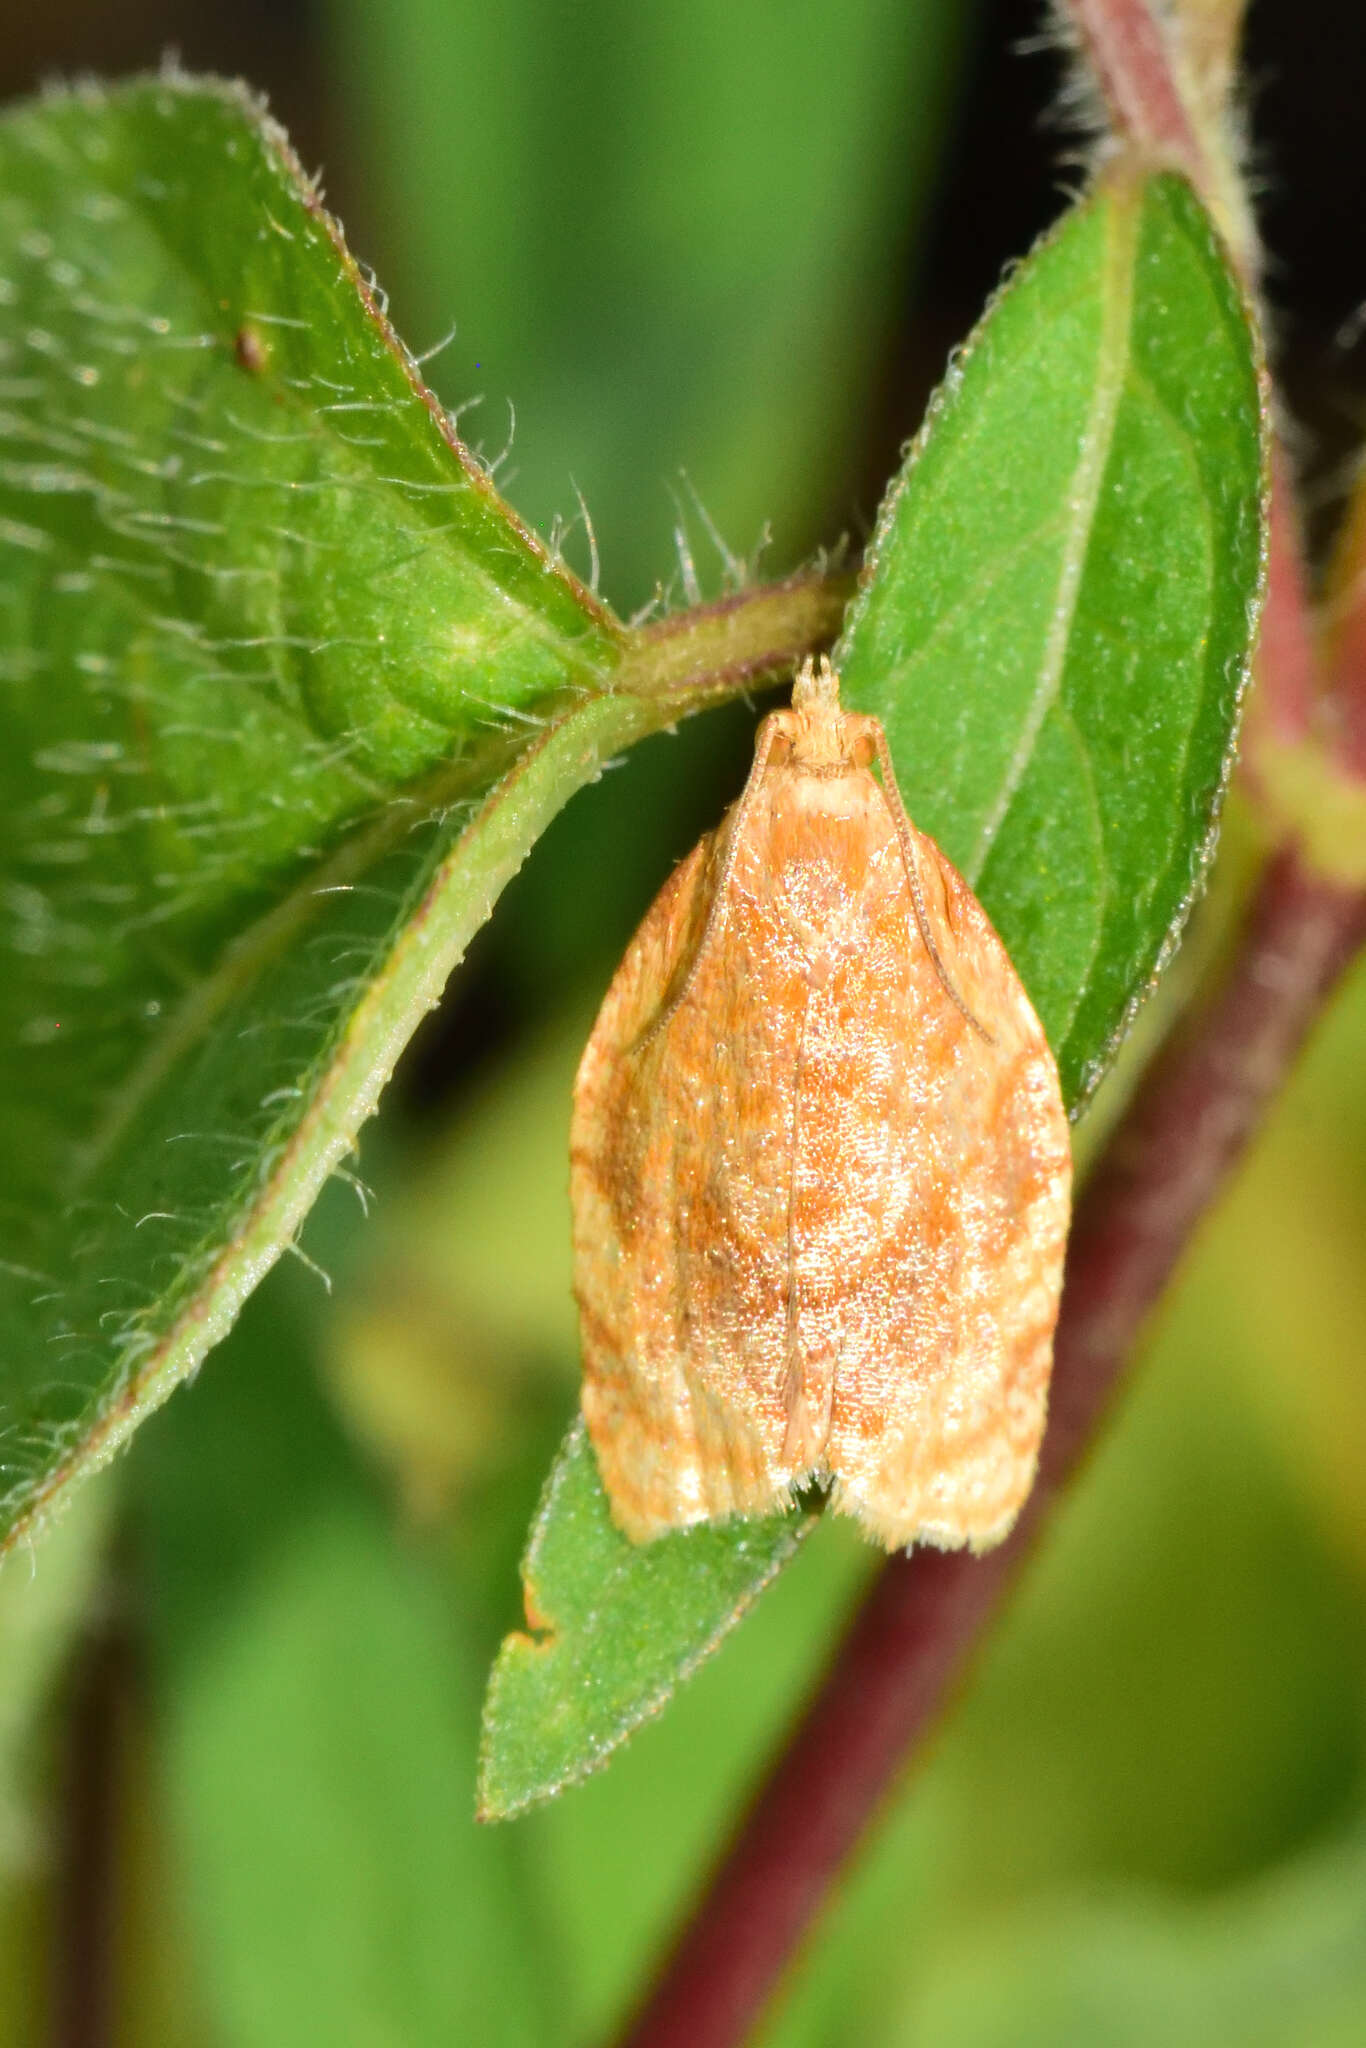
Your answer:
0;74;643;1555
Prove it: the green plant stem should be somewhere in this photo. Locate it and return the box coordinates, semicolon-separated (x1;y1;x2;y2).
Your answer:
612;840;1366;2048
623;569;856;704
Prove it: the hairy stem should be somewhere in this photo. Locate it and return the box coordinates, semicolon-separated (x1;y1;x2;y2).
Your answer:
1062;0;1253;279
614;841;1366;2048
622;568;856;706
1066;0;1205;173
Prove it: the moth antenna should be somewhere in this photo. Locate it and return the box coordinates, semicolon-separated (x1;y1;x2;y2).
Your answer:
871;728;994;1045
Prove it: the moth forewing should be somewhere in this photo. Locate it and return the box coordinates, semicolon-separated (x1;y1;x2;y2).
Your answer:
569;657;1071;1553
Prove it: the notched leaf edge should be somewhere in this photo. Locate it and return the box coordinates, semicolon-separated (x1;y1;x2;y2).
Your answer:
477;1421;813;1822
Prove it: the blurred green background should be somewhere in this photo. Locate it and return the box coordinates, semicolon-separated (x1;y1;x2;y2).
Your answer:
3;3;1366;2043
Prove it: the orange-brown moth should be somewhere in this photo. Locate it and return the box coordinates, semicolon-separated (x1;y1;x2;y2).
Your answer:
570;657;1071;1553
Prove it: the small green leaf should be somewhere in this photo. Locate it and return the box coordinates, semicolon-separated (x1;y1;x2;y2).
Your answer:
481;170;1265;1816
477;1423;810;1820
839;169;1266;1106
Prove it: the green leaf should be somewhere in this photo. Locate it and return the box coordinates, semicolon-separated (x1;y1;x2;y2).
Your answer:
481;170;1265;1817
0;72;639;1560
839;169;1266;1106
477;1422;810;1820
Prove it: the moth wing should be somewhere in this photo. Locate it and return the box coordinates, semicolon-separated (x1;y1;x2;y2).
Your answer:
825;822;1071;1553
570;828;801;1539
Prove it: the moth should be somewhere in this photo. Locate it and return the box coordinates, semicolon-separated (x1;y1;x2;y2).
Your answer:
570;657;1071;1552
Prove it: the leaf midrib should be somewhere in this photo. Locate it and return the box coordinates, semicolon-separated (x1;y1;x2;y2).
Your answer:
965;180;1140;886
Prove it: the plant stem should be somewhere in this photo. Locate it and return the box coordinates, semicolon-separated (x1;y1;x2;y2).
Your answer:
1059;2;1324;762
623;569;856;708
1061;0;1254;283
1253;443;1320;751
1066;0;1204;173
613;840;1366;2048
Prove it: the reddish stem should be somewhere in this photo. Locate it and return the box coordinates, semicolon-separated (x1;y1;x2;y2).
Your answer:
1333;622;1366;787
615;843;1366;2048
1064;0;1203;173
1061;2;1319;754
1321;490;1366;783
1254;442;1320;751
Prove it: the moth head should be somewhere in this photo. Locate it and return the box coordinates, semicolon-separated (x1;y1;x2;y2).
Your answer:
778;656;877;771
791;653;840;713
